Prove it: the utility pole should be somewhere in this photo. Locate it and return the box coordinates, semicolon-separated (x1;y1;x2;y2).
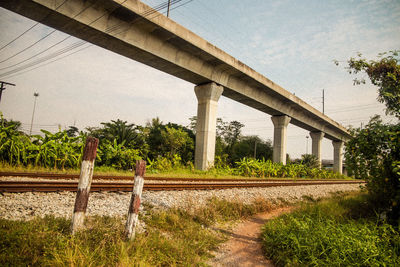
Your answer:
322;89;325;114
0;81;16;103
29;92;39;136
167;0;171;17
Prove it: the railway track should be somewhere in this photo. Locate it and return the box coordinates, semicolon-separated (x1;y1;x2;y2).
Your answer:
0;180;364;193
0;171;359;183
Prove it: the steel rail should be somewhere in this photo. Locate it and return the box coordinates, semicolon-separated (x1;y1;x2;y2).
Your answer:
0;180;364;193
0;171;358;183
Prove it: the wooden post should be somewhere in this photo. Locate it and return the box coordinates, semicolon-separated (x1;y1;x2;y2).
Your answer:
125;160;146;240
71;137;99;234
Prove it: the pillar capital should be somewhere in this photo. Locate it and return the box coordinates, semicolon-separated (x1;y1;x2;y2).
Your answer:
194;82;223;103
271;115;291;128
332;140;344;149
310;131;324;141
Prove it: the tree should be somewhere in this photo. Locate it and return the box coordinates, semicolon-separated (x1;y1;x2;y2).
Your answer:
145;118;195;162
161;126;193;159
339;51;400;225
222;120;244;148
0;113;22;132
231;135;273;163
146;117;166;159
295;154;320;169
100;119;145;148
66;126;79;137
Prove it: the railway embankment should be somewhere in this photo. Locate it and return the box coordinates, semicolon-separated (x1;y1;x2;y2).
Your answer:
1;181;361;221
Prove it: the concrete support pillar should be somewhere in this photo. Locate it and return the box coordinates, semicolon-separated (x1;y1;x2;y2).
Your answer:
271;115;291;164
332;140;344;174
310;131;324;168
194;82;224;170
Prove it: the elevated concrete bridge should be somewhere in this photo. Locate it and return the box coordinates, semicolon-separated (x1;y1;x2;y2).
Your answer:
1;0;351;173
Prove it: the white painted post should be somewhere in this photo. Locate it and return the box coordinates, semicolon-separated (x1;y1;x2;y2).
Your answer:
125;160;146;240
71;137;99;234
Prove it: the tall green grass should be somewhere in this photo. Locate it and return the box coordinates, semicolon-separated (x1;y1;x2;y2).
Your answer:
262;192;400;266
0;197;275;266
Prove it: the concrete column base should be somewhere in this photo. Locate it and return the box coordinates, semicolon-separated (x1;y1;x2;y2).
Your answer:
332;140;344;174
194;82;224;170
310;131;324;168
271;115;291;164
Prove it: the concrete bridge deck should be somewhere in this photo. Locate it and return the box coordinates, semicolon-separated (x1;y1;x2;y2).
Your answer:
0;0;351;172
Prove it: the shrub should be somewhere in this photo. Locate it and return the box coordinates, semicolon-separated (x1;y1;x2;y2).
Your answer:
262;193;400;266
346;116;400;224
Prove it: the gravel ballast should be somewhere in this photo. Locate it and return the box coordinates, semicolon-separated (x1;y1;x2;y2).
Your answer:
0;184;362;221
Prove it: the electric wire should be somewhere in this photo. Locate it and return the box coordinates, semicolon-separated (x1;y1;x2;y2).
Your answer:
0;0;69;52
0;0;188;78
0;0;70;63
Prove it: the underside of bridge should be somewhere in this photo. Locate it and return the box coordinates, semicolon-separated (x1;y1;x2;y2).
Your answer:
0;0;351;173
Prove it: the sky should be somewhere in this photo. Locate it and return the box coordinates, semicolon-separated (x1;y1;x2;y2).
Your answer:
0;0;399;159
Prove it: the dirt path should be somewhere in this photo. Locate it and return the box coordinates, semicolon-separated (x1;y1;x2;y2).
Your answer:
208;207;293;267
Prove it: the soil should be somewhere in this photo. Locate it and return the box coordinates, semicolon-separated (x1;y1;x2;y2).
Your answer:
208;207;293;267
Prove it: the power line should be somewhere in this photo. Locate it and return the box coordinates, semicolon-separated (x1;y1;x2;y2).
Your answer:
0;35;76;71
2;44;92;79
0;23;38;52
0;29;58;64
0;0;69;52
0;0;188;78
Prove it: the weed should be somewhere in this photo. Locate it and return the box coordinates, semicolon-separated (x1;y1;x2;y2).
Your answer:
262;192;400;266
0;196;277;266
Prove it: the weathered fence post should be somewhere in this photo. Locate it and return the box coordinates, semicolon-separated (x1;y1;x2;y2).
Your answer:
71;137;99;234
125;160;146;240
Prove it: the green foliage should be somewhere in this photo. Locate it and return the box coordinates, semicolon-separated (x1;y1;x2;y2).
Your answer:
161;126;193;158
345;115;400;224
98;119;146;149
234;157;346;179
0;124;85;169
0;197;275;266
338;51;400;224
0;114;22;132
0;122;143;171
262;193;400;266
298;154;320;169
145;118;195;163
0;216;70;266
98;139;141;170
230;135;273;163
147;154;184;172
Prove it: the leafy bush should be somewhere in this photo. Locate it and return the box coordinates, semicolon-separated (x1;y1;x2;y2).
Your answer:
0;125;84;169
0;197;275;266
233;158;346;179
97;139;141;170
147;154;183;172
338;51;400;224
262;193;400;266
346;115;400;224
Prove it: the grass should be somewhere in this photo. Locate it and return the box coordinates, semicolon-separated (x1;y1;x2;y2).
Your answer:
0;162;356;180
262;192;400;266
0;197;275;266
